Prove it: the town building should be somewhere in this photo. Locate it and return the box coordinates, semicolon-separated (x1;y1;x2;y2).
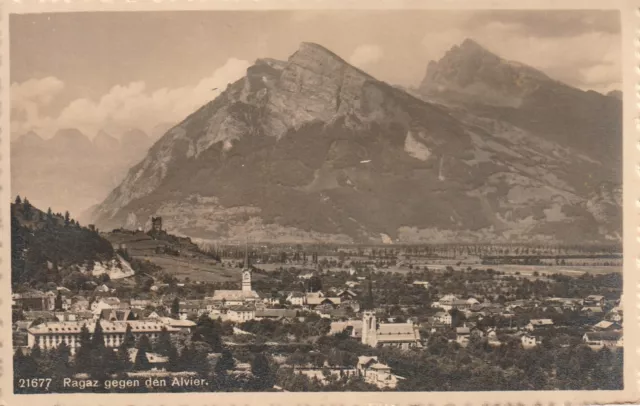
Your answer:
361;311;421;349
526;319;554;331
357;356;403;389
583;331;623;350
27;320;180;352
286;291;306;306
225;306;256;323
208;246;260;305
521;334;540;349
13;291;56;311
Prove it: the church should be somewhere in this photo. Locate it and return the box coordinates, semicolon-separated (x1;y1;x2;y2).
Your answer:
359;276;421;349
208;246;260;306
361;311;422;349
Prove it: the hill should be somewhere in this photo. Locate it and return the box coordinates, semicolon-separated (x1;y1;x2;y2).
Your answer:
89;40;621;245
11;199;132;290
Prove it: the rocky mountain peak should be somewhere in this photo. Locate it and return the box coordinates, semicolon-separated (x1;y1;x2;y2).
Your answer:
419;38;550;107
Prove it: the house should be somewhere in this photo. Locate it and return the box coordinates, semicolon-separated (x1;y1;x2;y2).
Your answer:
90;297;121;312
95;284;110;293
286;291;306;306
593;320;621;331
130;299;151;309
584;295;605;307
329;320;363;338
434;311;452;325
607;307;622;322
583;331;623;350
70;297;90;312
526;319;554;331
486;328;502;347
293;364;358;384
225;306;256;323
306;296;341;309
456;326;470;345
581;306;604;315
297;273;315;280
357;356;402;389
411;281;430;289
521;334;540;349
255;309;298;321
336;289;357;301
13;291;55;311
127;348;169;371
158;317;196;332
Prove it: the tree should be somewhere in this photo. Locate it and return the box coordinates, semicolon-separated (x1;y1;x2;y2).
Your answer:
74;324;92;372
167;345;179;372
91;319;105;350
15;195;22;204
216;348;236;374
307;275;323;293
64;211;70;226
192;315;223;352
54;291;63;311
122;323;135;348
117;342;132;372
137;334;152;353
133;346;149;371
46;207;53;219
155;327;173;356
251;353;273;390
171;298;180;317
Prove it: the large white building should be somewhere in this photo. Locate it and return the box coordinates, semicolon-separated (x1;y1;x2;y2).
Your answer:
27;319;179;351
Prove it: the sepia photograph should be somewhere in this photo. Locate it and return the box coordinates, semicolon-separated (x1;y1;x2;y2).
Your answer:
7;6;629;398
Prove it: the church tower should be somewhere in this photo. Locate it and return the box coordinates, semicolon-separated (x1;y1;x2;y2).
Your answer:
361;270;377;347
242;241;252;292
361;310;377;347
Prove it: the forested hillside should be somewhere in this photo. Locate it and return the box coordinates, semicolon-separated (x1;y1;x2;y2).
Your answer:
11;197;115;289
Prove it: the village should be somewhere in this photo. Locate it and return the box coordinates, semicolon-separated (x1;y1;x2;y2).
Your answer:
12;232;624;392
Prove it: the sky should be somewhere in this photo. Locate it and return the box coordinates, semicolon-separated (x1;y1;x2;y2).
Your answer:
10;10;621;140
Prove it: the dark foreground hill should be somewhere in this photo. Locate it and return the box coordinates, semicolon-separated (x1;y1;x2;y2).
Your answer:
90;41;621;245
11;199;124;289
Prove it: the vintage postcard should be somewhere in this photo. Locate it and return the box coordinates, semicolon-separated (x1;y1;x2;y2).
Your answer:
1;0;639;405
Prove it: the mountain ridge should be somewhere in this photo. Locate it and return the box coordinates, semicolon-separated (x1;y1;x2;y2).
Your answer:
89;40;622;244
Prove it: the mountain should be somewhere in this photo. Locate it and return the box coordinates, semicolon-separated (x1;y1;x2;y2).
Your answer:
49;128;95;153
14;131;45;149
417;39;622;174
607;90;622;100
11;127;153;220
122;128;149;148
93;130;120;151
90;41;622;244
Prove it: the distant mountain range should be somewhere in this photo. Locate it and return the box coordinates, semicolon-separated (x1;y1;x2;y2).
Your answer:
11;127;155;219
82;39;621;244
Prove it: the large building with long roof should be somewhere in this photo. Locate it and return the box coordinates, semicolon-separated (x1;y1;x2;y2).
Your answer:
26;319;179;351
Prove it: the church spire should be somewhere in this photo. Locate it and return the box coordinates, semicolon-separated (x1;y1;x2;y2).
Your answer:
244;237;250;269
362;268;374;310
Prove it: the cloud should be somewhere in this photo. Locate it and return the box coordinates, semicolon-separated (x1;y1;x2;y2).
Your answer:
11;77;64;136
11;58;251;139
349;44;384;68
